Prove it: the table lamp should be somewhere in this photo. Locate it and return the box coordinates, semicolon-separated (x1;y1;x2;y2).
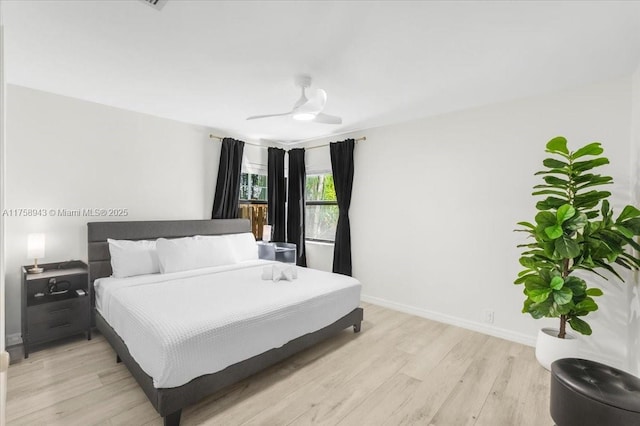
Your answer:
263;225;272;242
27;233;45;274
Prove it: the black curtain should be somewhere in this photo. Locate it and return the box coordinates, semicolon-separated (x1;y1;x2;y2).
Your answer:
330;139;355;276
287;148;307;267
212;138;245;219
268;147;286;242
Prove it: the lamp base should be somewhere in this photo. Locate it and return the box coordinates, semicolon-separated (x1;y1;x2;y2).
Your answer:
27;266;44;274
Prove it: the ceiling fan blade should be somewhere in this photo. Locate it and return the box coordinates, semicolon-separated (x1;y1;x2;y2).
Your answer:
313;112;342;125
246;112;292;121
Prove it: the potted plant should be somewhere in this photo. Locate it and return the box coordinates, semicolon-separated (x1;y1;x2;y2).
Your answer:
515;136;640;369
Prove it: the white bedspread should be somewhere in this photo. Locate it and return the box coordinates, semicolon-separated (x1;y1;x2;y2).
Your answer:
94;260;361;388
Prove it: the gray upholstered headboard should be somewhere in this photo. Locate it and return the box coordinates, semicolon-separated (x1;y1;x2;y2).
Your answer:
87;219;251;307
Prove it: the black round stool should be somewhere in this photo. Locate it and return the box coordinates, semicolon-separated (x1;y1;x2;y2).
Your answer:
550;358;640;426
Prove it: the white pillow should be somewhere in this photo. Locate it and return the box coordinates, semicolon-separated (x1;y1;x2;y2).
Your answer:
107;238;160;278
224;232;259;262
156;236;235;273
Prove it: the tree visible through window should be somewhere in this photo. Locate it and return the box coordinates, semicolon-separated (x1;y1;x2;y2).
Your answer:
306;174;338;242
240;173;267;201
239;172;268;240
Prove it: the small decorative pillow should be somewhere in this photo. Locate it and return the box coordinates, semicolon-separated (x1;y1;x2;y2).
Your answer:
261;264;298;282
108;238;160;278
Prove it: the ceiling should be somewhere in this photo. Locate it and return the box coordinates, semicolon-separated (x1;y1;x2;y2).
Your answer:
4;1;640;144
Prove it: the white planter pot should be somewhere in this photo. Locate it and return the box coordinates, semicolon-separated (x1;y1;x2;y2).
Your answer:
535;327;580;370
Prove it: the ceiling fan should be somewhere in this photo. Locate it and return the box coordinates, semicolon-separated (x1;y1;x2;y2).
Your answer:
247;75;342;125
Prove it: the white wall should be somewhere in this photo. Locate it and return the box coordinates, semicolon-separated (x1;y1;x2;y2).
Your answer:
0;8;8;425
301;77;635;370
3;85;265;340
629;65;640;375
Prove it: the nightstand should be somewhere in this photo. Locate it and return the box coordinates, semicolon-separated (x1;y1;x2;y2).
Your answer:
21;260;91;358
257;242;297;264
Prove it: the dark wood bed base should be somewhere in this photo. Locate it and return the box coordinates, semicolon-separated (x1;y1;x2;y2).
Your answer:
87;219;363;426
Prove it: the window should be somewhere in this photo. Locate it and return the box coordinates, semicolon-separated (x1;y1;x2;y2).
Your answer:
240;172;267;201
305;173;338;242
239;172;268;240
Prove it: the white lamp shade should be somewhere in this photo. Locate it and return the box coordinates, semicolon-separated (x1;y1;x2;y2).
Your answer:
262;225;272;242
27;233;45;259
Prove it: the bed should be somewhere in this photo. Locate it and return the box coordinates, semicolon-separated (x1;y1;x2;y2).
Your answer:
87;219;363;426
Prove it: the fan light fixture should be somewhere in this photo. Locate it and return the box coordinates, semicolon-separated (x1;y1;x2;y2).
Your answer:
247;75;342;125
292;112;316;121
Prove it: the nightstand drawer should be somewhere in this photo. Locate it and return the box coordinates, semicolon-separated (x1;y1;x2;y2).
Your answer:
27;319;86;343
27;297;89;326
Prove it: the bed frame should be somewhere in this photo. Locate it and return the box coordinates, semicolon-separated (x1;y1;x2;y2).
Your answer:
87;219;363;426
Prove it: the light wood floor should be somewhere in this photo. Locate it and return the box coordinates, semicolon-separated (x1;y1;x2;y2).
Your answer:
7;303;553;425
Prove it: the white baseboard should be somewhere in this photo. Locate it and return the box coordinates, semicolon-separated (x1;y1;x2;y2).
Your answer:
361;294;537;347
5;333;21;347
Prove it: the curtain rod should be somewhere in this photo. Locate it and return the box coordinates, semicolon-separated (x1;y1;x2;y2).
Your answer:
208;134;263;148
208;134;366;150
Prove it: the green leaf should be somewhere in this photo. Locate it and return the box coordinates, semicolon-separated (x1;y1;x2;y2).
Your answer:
552;301;574;315
556;204;576;224
572;157;610;173
529;299;554;319
586;288;603;297
532;189;569;198
535;211;557;228
576;190;611;200
612;225;634;239
550;276;564;290
528;288;553;303
517;221;535;229
585;210;600;219
574;191;612;209
555;234;580;258
572;142;604;159
565;213;588;231
553;287;573;305
564;276;586;297
546;136;569;155
543;158;568;169
575;175;613;191
514;273;537;285
537;197;567;211
519;257;536;269
574;298;598;312
545;224;563;240
543;176;569;186
601;200;611;219
535;169;570;176
616;205;640;223
622;218;640;234
619;233;640;252
523;275;548;291
568;317;592;335
619;252;640;268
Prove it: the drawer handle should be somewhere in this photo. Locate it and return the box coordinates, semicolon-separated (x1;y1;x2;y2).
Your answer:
50;323;71;330
48;308;71;315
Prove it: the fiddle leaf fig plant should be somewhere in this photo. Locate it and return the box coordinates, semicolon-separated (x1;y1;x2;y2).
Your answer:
515;137;640;338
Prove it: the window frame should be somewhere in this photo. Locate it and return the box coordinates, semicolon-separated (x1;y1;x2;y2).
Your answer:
239;171;268;202
305;173;338;244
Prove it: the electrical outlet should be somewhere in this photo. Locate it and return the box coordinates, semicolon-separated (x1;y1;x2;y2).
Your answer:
483;309;494;324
